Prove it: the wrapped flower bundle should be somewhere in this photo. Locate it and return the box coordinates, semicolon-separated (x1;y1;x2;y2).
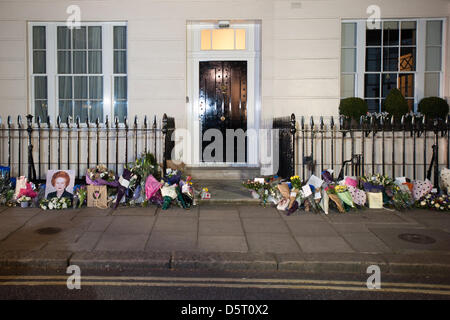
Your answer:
86;165;119;187
40;197;72;210
416;193;450;211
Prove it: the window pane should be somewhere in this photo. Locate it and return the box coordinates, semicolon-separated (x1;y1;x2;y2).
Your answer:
426;46;441;71
366;48;381;71
201;30;211;50
382;73;397;98
57;27;71;49
88;26;102;49
73;27;86;49
114;26;127;49
59;76;72;99
74;76;88;99
33;51;46;74
366;28;381;46
74;101;89;123
212;29;234;50
58;51;71;74
366;99;380;113
383;21;399;46
33;26;46;50
89;51;102;74
398;73;414;98
114;76;127;100
401;21;416;45
400;47;415;71
59;100;73;122
73;51;87;74
424;73;440;97
114;51;127;74
365;74;380;98
383;47;398;71
34;76;47;99
341;23;356;47
90;101;103;122
340;74;355;98
114;101;127;123
235;29;246;50
35;100;48;122
341;48;356;72
89;76;103;99
426;21;442;46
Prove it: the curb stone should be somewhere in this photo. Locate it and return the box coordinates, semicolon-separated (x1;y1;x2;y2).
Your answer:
0;250;72;270
171;252;278;271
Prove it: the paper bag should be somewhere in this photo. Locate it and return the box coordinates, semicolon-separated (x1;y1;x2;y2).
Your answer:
367;192;383;209
87;185;108;208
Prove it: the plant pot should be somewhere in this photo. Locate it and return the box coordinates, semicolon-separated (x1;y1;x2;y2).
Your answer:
20;202;29;208
250;191;260;199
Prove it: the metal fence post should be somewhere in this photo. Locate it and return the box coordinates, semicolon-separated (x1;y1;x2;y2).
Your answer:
162;113;168;175
26;114;36;182
290;113;296;177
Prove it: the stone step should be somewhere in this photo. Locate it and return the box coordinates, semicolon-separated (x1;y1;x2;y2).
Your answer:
192;179;259;204
186;166;261;180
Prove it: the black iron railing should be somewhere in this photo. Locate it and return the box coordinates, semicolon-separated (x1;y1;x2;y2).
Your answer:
0;114;175;184
274;114;449;188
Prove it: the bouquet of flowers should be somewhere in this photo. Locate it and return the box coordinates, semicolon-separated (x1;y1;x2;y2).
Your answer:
39;197;72;210
335;185;355;209
416;193;450;211
17;196;32;208
361;174;394;192
0;166;14;206
242;180;272;206
86;165;119;187
73;185;87;208
165;168;182;185
325;185;345;213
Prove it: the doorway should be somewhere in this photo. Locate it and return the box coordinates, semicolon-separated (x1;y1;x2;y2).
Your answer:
199;61;247;163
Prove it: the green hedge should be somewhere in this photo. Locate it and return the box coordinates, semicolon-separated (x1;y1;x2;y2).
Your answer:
418;97;449;119
339;97;368;120
383;88;409;118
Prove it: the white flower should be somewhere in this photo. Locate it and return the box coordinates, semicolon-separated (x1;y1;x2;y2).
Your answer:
62;203;67;209
48;203;54;210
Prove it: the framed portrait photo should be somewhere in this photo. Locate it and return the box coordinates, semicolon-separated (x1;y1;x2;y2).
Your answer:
45;170;75;201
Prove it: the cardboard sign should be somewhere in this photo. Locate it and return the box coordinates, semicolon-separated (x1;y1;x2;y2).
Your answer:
307;175;324;189
302;185;312;197
87;185;108;208
254;178;265;184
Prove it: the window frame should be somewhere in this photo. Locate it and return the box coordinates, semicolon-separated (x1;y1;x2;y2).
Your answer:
341;18;446;113
28;21;128;124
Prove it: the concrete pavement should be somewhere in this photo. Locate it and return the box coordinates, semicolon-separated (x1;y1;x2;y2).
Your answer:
0;204;450;275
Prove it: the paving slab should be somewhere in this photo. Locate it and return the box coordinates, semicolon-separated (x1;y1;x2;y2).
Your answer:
287;221;340;237
197;235;248;253
171;252;277;271
241;218;290;233
44;231;103;252
246;233;301;253
325;212;369;223
112;206;157;216
152;216;197;233
199;206;239;220
75;208;112;217
104;216;155;235
237;205;280;218
364;211;410;223
341;233;393;253
146;231;197;252
157;206;199;217
71;216;114;232
70;251;171;270
410;218;450;233
94;234;149;251
199;219;244;236
330;223;371;234
369;227;450;253
295;236;355;253
281;212;325;221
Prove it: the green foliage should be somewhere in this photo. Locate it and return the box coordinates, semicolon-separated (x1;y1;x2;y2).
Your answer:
383;88;409;117
127;152;160;181
339;98;368;120
418;97;449;119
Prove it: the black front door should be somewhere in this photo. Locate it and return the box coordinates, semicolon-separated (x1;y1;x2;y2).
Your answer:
199;61;247;163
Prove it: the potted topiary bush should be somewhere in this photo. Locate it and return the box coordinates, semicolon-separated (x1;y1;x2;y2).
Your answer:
338;97;368;129
418;97;449;120
383;88;409;123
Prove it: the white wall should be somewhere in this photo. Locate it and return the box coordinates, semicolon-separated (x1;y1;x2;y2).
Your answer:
0;0;449;128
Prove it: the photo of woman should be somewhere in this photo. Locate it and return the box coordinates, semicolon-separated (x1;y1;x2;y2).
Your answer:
45;170;74;200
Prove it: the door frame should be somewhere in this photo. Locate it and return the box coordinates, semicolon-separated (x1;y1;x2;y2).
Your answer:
186;21;261;167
